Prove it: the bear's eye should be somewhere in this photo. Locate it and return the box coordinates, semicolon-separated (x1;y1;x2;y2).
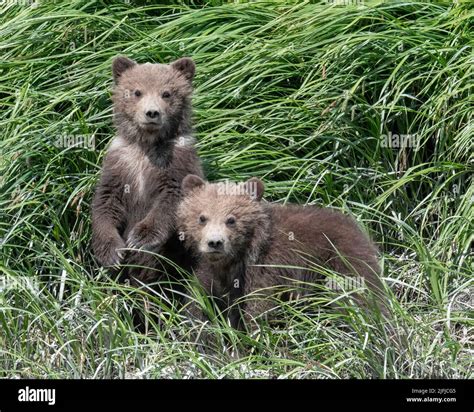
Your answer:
162;91;171;99
198;215;207;224
134;90;142;97
226;217;236;226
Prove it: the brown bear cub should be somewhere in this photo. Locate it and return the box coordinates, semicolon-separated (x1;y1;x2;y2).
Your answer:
91;56;203;289
177;175;387;330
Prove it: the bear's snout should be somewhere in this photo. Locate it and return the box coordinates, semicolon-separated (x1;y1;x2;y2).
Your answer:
200;224;228;257
145;109;160;120
207;238;224;251
136;94;166;126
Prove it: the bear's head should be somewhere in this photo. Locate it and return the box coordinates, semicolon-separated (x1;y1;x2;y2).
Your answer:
111;56;195;138
177;175;270;265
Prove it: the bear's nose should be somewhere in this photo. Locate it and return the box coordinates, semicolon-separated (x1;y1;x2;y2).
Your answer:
145;110;160;119
207;239;223;250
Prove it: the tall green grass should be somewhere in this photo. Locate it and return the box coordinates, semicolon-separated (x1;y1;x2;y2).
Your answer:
0;0;472;378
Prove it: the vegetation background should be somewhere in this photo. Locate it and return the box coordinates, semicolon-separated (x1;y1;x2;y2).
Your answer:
0;0;472;378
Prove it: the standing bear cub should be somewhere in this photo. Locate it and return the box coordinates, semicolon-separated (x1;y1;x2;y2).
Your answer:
177;175;387;330
92;56;203;287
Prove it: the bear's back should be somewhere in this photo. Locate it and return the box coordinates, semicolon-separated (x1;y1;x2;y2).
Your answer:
261;204;381;286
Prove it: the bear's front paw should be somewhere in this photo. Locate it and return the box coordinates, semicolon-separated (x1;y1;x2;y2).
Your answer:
95;235;126;268
126;221;164;250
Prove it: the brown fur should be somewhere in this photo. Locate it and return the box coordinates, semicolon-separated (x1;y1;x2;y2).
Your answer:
177;176;388;329
91;56;203;288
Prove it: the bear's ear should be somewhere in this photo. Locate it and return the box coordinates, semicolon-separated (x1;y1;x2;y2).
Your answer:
112;56;136;84
171;57;195;81
182;174;205;195
244;178;264;201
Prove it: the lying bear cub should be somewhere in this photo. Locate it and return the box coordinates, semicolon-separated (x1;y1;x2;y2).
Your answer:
177;175;388;330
